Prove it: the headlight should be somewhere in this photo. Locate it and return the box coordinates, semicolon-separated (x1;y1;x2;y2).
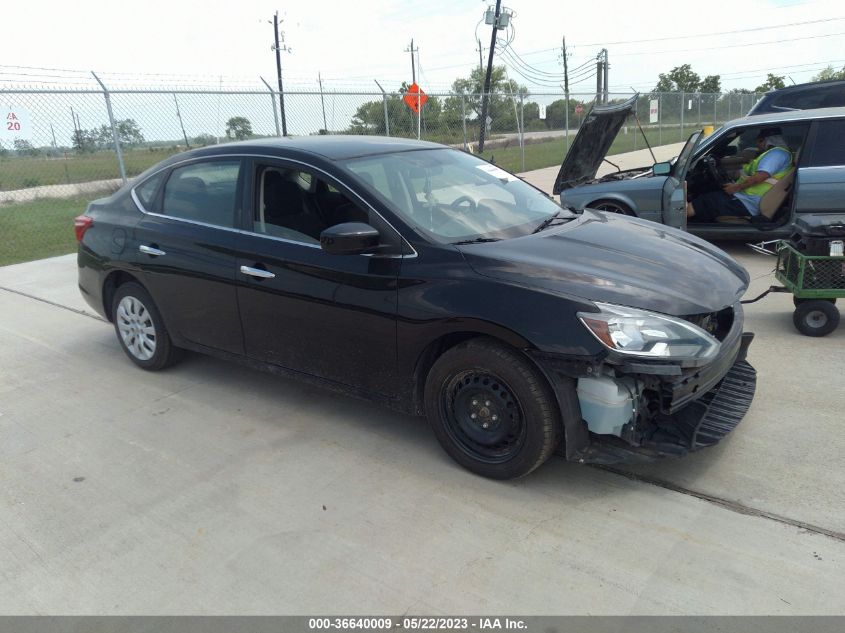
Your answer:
578;302;720;361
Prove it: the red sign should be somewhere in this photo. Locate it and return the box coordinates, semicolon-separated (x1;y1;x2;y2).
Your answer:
403;83;428;114
574;104;584;115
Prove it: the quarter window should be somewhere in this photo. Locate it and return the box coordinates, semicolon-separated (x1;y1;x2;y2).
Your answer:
808;121;845;167
134;172;165;211
161;161;241;227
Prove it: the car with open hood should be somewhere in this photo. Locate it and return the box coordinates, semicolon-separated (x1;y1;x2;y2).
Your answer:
555;97;845;242
76;136;756;480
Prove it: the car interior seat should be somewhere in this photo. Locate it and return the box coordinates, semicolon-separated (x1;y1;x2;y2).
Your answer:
263;171;326;239
166;176;208;221
715;148;799;225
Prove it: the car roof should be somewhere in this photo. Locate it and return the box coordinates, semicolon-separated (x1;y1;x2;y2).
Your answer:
183;135;446;161
723;106;845;128
758;79;845;96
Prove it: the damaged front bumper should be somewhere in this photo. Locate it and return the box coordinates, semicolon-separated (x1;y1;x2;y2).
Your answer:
531;305;757;464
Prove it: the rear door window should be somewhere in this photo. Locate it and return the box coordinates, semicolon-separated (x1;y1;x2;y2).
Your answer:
161;160;241;227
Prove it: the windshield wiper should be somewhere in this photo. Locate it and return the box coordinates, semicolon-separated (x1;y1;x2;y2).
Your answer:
532;210;564;234
451;237;501;245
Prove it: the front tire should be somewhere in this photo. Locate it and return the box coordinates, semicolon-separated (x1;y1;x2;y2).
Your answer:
112;282;180;370
591;199;633;215
793;300;840;337
424;338;561;479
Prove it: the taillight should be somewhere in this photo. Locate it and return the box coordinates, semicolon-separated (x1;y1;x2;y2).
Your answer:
74;215;94;242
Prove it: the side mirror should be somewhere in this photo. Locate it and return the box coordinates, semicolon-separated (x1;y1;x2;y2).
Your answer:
652;161;672;176
320;222;380;255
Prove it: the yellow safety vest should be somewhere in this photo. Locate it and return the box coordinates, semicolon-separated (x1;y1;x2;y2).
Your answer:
739;146;792;197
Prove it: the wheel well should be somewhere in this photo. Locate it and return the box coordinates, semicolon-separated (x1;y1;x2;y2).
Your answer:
102;270;141;321
412;332;544;416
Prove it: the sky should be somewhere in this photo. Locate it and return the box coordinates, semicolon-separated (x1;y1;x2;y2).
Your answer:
3;0;845;95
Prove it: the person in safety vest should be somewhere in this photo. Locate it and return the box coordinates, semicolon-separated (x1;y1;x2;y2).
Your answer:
687;127;792;222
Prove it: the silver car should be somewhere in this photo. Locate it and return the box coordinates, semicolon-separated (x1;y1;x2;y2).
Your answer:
555;96;845;241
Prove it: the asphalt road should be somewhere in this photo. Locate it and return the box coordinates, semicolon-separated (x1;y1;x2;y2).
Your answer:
0;151;843;614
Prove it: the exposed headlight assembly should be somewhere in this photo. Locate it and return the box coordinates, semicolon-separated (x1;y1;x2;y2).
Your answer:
578;302;720;362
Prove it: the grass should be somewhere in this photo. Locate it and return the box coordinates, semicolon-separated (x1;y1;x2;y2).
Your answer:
0;196;90;266
476;125;693;174
0;148;182;191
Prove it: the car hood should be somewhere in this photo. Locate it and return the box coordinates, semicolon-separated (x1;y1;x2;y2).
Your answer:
553;95;638;195
459;211;750;316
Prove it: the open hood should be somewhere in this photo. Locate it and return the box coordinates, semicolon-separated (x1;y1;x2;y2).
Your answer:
552;94;638;195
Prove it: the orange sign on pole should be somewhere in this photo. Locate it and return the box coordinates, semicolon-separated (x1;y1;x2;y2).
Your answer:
403;82;428;114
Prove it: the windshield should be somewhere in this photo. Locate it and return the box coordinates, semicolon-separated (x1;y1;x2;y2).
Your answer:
344;148;568;243
672;132;702;174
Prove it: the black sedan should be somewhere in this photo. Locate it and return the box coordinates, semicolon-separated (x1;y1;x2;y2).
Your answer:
76;136;756;479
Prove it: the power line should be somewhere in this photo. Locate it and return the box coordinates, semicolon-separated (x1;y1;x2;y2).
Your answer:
612;30;845;57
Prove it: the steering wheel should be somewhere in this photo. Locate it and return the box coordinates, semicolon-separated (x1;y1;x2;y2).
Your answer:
450;195;478;213
702;156;728;186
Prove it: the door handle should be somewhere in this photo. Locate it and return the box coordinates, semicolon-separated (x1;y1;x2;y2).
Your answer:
240;265;276;279
139;244;166;256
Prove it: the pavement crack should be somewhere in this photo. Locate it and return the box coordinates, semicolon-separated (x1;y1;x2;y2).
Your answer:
0;285;105;322
594;464;845;543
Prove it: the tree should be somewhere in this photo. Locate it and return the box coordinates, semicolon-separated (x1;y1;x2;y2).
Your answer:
654;64;701;93
193;133;217;146
700;75;721;94
812;65;845;82
117;119;144;147
13;139;39;156
225;116;253;140
754;73;786;93
0;141;8;157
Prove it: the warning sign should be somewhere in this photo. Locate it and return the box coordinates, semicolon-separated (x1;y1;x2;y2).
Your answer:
403;83;428;114
1;108;33;140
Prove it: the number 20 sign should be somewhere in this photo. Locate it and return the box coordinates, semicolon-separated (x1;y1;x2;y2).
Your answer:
2;108;33;140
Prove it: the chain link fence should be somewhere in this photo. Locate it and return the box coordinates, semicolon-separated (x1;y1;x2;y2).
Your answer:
0;82;762;266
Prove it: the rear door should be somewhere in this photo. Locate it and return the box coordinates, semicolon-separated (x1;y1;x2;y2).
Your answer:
795;118;845;214
131;158;245;355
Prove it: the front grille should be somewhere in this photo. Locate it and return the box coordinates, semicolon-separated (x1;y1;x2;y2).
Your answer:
691;360;756;449
683;306;734;341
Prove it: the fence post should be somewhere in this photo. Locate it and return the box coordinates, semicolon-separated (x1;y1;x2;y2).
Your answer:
697;92;701;127
519;94;525;172
564;93;570;152
680;90;685;138
658;93;662;146
634;98;638;151
714;93;717;126
260;77;282;137
91;71;127;184
374;80;391;137
461;94;468;150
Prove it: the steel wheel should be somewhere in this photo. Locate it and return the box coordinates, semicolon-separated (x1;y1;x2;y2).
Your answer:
111;282;180;370
793;300;840;337
424;338;562;479
441;371;526;464
116;296;157;361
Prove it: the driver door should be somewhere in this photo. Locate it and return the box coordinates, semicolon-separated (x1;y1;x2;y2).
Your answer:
662;131;703;230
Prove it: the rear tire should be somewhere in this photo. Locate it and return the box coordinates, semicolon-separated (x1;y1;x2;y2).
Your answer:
793;300;840;337
424;338;561;479
112;282;180;370
793;296;836;307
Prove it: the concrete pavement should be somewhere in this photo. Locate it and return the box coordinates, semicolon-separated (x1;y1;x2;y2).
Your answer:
1;151;844;614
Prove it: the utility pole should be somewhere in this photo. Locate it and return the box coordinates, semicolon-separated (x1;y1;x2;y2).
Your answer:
476;38;484;76
272;11;290;136
478;0;502;153
596;55;603;104
562;37;570;147
405;39;418;84
602;49;609;104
